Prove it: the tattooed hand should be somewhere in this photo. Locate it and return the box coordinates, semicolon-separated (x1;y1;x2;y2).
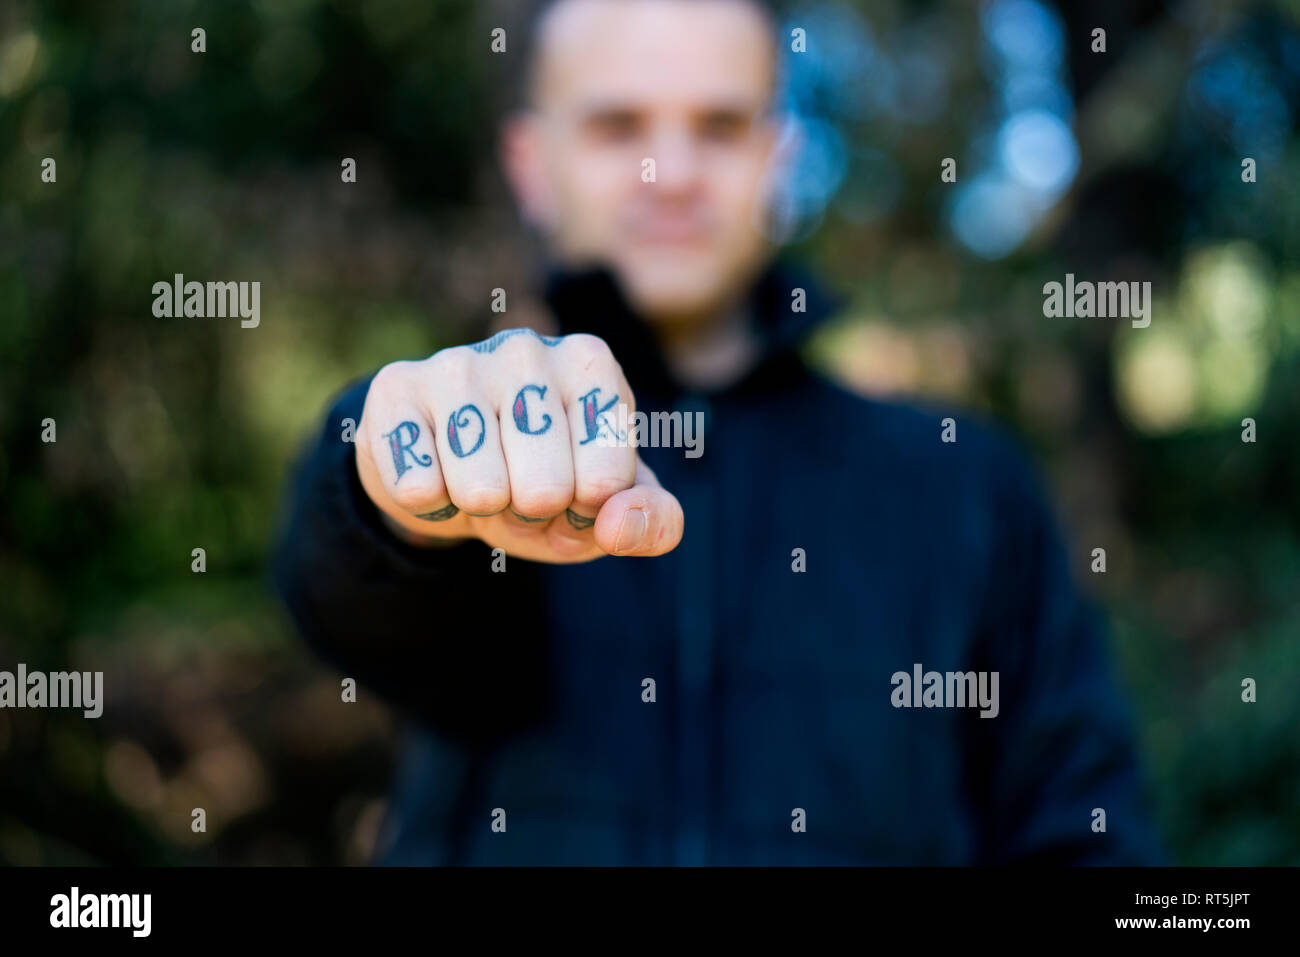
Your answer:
355;329;685;562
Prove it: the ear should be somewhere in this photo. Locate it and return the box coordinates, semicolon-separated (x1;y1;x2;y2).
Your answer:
763;111;802;179
500;112;555;230
752;112;805;243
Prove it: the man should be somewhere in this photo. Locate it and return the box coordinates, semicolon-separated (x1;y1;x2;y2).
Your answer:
272;0;1163;864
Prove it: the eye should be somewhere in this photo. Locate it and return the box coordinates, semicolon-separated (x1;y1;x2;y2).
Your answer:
697;111;751;143
584;110;642;143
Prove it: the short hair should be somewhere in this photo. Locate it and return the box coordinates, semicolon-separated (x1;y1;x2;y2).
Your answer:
500;0;785;113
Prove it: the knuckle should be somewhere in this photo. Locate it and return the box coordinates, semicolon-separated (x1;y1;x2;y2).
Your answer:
574;470;635;507
499;370;550;407
511;481;574;516
389;482;443;514
455;483;511;515
425;348;473;391
560;333;615;371
549;534;593;559
499;328;549;355
368;360;417;399
548;532;593;559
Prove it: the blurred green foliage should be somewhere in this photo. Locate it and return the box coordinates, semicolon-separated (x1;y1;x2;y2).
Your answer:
1;0;1297;864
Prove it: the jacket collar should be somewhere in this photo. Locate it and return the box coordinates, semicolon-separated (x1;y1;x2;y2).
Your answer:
541;258;842;400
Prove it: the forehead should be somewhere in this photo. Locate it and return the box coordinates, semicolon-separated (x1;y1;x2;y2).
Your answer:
533;0;776;110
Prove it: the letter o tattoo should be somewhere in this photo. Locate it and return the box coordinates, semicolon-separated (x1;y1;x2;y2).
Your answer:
448;404;486;458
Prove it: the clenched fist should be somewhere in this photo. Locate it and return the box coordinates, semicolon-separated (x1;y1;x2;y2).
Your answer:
355;328;685;562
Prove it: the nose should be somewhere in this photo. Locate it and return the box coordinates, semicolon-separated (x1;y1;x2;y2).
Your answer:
646;123;703;193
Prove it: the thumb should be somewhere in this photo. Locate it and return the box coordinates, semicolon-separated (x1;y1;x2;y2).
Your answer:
593;456;684;557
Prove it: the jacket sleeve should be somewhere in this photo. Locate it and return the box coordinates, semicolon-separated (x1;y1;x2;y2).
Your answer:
965;436;1166;865
269;375;549;747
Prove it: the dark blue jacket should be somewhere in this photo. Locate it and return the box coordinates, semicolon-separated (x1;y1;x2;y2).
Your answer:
271;263;1164;865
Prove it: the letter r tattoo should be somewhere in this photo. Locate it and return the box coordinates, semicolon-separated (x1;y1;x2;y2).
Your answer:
384;420;433;483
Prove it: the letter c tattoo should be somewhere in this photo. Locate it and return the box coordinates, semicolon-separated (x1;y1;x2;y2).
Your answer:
513;384;552;436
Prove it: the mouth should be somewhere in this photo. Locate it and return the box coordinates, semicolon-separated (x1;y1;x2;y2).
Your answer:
633;225;711;245
627;211;713;245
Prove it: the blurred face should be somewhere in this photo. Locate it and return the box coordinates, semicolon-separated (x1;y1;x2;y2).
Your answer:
503;0;782;327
